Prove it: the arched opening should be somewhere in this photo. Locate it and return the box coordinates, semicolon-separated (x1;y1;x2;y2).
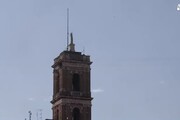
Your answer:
72;108;80;120
54;70;60;94
55;72;60;93
72;74;80;91
56;109;59;120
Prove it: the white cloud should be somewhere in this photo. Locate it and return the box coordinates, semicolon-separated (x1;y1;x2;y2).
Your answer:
177;4;180;11
92;88;104;93
28;97;35;101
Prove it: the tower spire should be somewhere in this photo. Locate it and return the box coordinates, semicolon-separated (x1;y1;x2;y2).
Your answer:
70;32;73;44
69;32;75;51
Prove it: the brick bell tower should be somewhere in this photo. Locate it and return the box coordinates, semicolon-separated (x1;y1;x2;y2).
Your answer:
51;33;93;120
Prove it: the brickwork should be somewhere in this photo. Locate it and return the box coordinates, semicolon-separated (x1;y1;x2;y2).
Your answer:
51;48;92;120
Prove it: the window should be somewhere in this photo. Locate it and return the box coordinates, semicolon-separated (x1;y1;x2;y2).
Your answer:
72;108;80;120
56;109;59;120
72;74;80;91
54;70;60;94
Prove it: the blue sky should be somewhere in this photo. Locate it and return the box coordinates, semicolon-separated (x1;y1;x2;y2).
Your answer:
0;0;180;120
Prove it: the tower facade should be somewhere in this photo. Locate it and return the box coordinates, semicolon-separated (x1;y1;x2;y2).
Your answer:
51;34;93;120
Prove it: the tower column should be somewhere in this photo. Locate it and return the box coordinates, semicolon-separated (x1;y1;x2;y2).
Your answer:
51;37;92;120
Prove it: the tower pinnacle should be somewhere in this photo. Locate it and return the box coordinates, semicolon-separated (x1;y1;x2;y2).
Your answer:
69;33;75;52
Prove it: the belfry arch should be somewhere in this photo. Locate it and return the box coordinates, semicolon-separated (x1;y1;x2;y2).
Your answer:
72;73;80;91
72;108;80;120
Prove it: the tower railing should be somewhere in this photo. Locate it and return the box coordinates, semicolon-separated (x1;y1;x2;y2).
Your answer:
71;91;82;97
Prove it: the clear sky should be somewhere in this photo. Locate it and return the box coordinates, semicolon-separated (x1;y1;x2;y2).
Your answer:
0;0;180;120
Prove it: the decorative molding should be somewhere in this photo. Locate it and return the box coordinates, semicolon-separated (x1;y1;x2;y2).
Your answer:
52;98;91;108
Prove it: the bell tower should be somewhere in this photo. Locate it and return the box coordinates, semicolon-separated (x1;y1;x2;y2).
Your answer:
51;33;93;120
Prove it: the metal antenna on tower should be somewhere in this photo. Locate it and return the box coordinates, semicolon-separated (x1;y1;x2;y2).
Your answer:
28;111;32;120
36;109;43;120
67;8;70;51
39;109;43;120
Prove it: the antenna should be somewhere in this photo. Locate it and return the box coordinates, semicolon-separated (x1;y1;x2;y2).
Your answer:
67;8;69;51
28;111;32;120
37;109;43;120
